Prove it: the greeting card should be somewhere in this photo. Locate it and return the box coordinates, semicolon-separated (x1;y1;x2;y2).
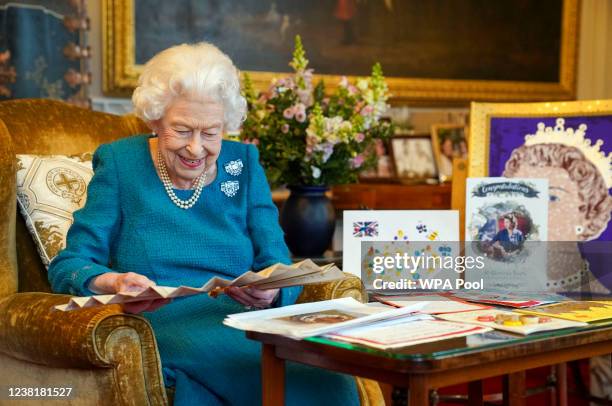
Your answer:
343;210;459;289
465;178;549;292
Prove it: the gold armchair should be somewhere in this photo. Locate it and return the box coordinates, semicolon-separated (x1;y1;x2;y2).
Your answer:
0;99;381;405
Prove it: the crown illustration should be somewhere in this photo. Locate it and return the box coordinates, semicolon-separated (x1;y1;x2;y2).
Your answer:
524;118;612;189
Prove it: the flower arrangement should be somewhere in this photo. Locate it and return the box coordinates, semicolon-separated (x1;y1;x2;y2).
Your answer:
239;35;393;188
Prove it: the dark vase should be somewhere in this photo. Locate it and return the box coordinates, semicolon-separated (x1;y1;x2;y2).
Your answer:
280;185;336;257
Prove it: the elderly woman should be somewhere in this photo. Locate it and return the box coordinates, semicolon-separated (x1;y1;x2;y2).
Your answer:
48;43;358;406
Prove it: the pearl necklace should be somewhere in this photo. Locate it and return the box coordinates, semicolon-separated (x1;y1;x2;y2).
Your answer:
157;150;207;209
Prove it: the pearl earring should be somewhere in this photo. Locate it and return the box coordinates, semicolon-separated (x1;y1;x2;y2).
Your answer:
575;225;584;235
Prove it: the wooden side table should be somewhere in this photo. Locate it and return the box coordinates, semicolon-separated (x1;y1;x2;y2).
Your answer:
248;324;612;406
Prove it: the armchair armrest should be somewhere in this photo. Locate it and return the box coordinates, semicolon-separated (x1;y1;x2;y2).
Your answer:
0;292;156;368
296;272;367;304
0;292;168;405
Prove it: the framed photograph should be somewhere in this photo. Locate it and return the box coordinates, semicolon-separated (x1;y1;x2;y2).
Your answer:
431;124;469;183
390;134;437;184
358;139;397;183
103;0;578;102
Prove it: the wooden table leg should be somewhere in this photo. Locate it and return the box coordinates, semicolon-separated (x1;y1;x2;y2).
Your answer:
408;375;429;406
503;371;526;406
468;380;484;406
556;363;568;406
262;344;285;406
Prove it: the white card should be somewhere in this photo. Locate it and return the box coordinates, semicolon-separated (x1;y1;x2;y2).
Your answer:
342;210;459;282
465;178;549;291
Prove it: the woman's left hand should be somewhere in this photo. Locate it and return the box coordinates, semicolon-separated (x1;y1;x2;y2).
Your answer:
226;286;279;309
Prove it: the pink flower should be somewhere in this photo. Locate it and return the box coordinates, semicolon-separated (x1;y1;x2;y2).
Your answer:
339;76;349;88
295;111;306;123
306;134;318;150
354;101;365;113
297;89;312;106
322;97;330;107
283;107;294;119
350;154;365;168
355;132;365;143
281;123;290;133
243;138;260;146
360;105;374;116
347;84;358;95
303;69;314;81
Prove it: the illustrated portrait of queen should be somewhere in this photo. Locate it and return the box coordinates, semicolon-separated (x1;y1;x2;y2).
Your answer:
502;119;612;293
503;119;612;242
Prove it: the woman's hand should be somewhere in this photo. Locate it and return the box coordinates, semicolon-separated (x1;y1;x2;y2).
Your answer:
226;286;279;309
88;272;171;314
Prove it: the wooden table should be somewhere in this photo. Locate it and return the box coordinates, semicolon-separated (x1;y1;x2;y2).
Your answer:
247;324;612;406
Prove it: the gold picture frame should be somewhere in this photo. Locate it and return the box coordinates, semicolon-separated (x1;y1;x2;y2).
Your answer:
103;0;579;103
431;124;469;183
468;99;612;178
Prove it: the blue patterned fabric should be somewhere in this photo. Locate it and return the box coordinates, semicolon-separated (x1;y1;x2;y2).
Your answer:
48;135;358;406
0;1;81;99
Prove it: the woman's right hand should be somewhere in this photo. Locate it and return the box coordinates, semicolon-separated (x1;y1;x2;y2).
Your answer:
88;272;171;314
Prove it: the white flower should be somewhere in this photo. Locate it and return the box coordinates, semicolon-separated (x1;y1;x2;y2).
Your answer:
356;78;369;92
311;166;321;179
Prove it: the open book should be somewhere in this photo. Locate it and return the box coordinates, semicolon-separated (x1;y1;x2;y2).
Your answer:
55;259;343;312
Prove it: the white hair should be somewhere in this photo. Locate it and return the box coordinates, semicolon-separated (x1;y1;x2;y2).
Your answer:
132;42;247;131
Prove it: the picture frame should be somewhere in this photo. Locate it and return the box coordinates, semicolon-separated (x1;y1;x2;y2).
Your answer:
358;139;397;183
390;133;438;184
468;99;612;242
431;124;469;183
103;0;579;103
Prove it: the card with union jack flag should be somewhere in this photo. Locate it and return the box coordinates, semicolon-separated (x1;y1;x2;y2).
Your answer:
353;221;379;237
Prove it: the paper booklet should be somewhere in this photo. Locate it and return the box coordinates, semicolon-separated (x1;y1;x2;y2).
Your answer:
465;178;549;292
450;289;567;309
325;318;491;350
437;309;587;335
55;259;343;312
223;297;428;339
373;293;491;314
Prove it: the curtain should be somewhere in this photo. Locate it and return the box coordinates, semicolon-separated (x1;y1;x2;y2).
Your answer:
0;0;89;105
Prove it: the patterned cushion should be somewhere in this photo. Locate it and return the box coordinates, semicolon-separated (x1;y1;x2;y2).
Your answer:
16;154;93;267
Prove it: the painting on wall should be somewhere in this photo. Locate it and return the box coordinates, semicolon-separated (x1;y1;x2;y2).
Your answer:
104;0;578;103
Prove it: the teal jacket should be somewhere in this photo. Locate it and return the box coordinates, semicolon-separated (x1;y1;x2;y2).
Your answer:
49;134;299;305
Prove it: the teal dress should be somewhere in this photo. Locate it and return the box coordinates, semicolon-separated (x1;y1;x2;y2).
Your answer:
48;135;358;406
